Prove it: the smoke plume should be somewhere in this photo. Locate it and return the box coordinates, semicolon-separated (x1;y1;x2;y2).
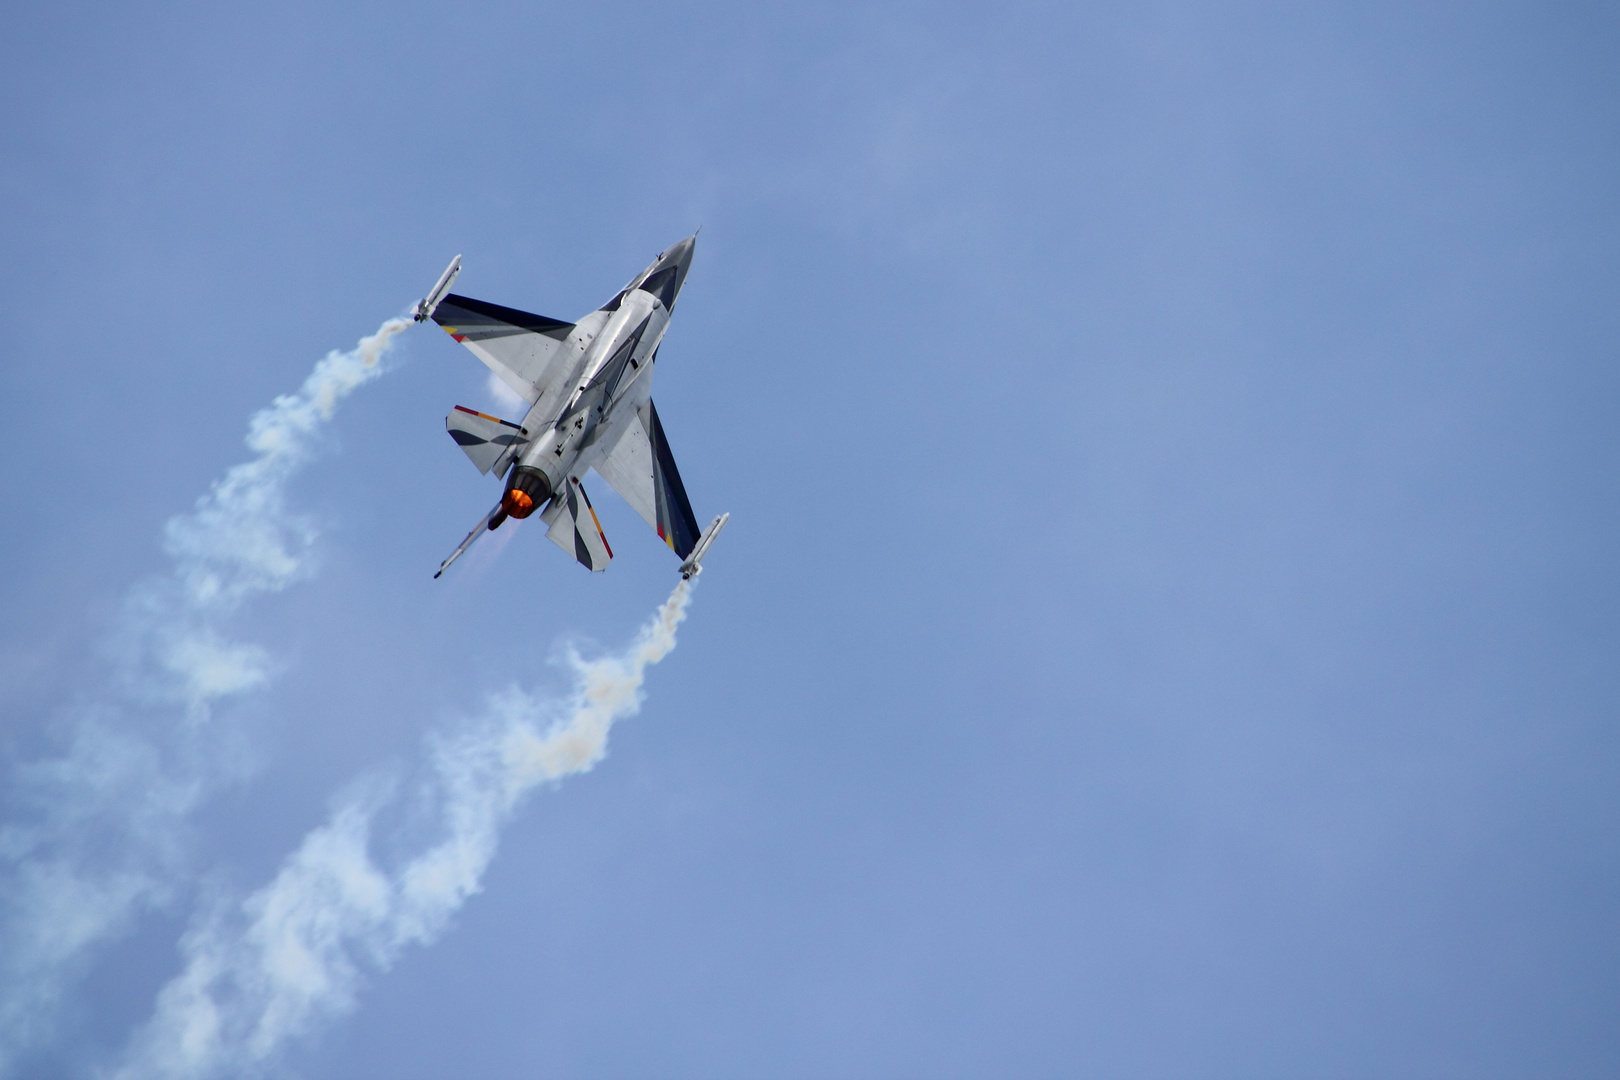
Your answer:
0;318;409;1073
115;581;694;1080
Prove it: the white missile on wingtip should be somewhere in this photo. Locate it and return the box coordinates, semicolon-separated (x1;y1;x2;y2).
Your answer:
433;501;500;579
678;512;729;579
413;254;463;323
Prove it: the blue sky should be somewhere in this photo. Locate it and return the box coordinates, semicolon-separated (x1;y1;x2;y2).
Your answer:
3;3;1618;1077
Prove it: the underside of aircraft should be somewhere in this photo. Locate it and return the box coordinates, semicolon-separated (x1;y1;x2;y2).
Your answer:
416;239;727;579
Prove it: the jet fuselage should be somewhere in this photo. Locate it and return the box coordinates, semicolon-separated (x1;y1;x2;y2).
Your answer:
497;238;692;523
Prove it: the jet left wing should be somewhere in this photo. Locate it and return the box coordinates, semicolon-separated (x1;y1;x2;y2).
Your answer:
594;399;702;559
432;294;577;406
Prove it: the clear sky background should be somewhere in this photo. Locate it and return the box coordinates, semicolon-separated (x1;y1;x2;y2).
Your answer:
2;3;1618;1078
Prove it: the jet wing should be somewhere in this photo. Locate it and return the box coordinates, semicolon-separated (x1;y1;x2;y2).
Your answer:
431;294;577;406
594;399;702;559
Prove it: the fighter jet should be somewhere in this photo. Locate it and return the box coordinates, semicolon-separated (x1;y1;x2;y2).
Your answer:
415;236;728;580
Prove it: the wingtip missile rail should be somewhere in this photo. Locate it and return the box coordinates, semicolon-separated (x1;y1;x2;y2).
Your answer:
413;254;463;323
434;502;499;578
679;512;729;579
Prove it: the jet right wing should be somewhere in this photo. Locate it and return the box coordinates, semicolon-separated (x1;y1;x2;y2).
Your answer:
431;294;577;406
594;399;703;559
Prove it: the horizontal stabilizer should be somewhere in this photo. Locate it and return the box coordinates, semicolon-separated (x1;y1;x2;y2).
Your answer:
541;477;613;572
446;406;528;475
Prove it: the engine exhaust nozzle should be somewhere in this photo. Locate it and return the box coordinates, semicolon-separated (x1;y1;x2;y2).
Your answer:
502;466;552;519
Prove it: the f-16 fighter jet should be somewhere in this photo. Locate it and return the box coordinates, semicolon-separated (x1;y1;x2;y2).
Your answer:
415;237;728;580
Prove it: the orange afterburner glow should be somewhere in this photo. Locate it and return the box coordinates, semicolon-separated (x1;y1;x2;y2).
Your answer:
502;489;536;518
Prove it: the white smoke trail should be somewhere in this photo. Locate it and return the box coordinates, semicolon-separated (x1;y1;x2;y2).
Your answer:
115;581;694;1080
0;318;409;1074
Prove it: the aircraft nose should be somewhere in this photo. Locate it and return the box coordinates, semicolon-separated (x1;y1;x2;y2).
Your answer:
637;235;697;311
666;234;695;272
